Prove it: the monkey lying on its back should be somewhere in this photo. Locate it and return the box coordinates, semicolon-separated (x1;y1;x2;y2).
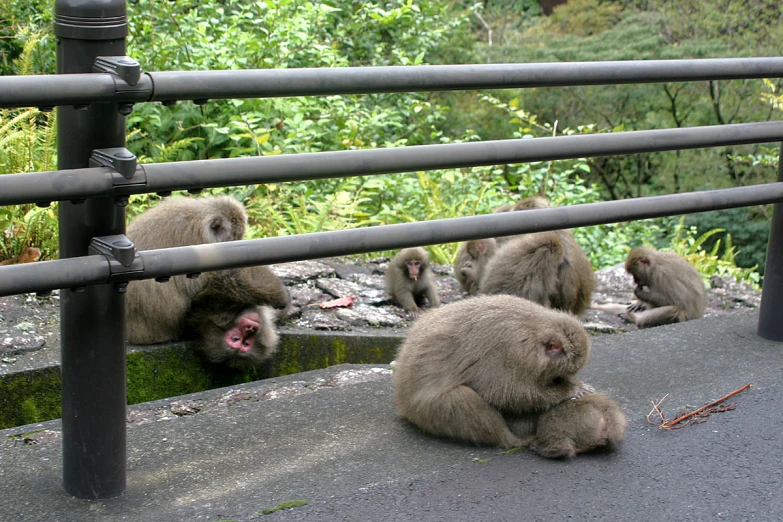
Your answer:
126;196;290;368
393;295;593;449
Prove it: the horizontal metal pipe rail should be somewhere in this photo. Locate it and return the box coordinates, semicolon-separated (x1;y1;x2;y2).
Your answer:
2;183;782;297
3;121;783;206
3;58;783;108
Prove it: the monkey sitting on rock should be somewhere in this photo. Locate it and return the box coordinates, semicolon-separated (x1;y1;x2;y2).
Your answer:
480;197;595;316
393;295;594;449
385;247;440;315
624;246;705;328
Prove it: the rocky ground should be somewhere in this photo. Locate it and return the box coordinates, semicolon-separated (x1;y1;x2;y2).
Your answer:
0;256;762;368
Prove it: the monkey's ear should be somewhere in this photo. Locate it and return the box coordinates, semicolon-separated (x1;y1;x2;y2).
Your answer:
545;340;563;354
210;217;226;236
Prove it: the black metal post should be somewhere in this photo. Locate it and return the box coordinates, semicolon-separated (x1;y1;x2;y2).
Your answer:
54;0;128;498
758;144;783;341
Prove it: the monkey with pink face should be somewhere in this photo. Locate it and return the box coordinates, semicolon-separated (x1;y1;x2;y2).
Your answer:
126;196;290;368
385;247;440;315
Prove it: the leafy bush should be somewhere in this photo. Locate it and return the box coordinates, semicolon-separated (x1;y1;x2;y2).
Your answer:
0;0;762;285
0;34;58;261
684;208;769;276
0;0;54;75
669;218;761;288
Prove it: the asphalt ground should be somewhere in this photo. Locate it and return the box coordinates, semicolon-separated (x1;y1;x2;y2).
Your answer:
1;309;781;522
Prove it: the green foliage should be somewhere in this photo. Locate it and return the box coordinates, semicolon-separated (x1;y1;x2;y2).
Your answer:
0;33;58;261
532;0;623;37
476;94;668;268
649;0;783;53
481;9;777;201
670;217;761;288
684;208;769;276
125;0;468;161
0;0;54;75
4;0;764;282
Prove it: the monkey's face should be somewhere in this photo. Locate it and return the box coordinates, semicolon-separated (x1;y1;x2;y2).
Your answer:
224;311;262;354
192;305;278;369
406;260;422;281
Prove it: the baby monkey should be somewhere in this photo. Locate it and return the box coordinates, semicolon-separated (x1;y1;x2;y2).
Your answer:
393;294;592;448
454;238;497;295
385;247;440;314
508;393;627;459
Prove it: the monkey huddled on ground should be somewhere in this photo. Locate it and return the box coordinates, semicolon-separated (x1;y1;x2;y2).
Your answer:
393;295;593;449
454;238;497;295
126;196;290;367
507;393;627;459
385;247;440;314
624;246;705;328
479;197;595;315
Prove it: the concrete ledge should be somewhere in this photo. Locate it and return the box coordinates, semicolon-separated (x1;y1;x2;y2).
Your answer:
0;328;404;429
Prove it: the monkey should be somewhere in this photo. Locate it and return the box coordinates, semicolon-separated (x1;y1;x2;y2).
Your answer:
454;238;497;295
518;393;627;459
384;247;440;314
512;195;550;212
624;246;705;328
126;196;290;345
493;204;515;214
479;197;594;316
183;266;286;368
493;196;550;246
393;294;593;449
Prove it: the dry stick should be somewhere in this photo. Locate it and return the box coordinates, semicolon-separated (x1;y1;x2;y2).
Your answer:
646;393;670;426
660;384;752;429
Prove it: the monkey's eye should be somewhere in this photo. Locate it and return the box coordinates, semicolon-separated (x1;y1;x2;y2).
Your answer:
231;335;240;342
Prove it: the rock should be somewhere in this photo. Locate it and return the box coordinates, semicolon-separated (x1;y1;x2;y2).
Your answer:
0;257;763;370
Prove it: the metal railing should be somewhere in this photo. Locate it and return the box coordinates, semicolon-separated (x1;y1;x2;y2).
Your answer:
1;0;782;499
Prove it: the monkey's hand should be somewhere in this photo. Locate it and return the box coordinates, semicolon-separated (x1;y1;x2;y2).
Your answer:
633;285;653;302
570;382;596;400
626;301;647;313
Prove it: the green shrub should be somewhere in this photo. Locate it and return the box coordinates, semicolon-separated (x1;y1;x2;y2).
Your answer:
669;217;761;288
0;33;58;261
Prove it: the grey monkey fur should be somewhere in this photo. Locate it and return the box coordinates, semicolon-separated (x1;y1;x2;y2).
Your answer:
480;197;594;315
624;246;705;328
385;247;440;314
393;294;592;448
126;196;289;345
507;393;627;459
454;238;497;295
